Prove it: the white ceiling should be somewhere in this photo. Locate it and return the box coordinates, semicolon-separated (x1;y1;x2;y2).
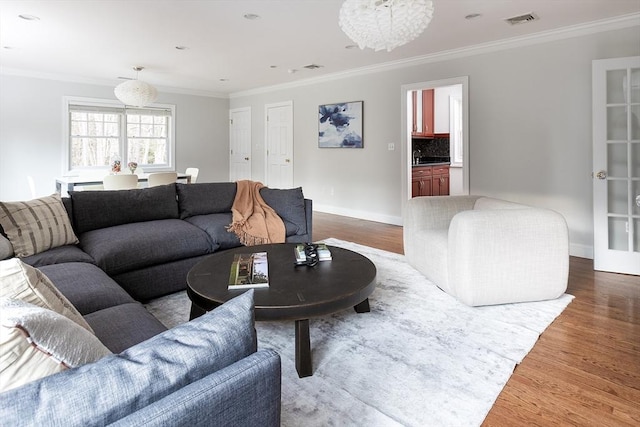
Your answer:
1;0;639;97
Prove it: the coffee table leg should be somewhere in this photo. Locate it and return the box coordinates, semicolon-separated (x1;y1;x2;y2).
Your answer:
295;319;312;378
189;303;206;320
354;298;370;313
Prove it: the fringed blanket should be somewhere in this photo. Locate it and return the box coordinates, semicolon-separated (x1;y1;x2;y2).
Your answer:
227;180;285;246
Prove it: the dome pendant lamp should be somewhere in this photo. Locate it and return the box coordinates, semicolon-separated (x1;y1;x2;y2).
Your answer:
114;66;158;107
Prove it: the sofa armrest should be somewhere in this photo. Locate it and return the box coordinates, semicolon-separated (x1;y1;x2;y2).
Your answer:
0;290;259;426
112;349;281;427
448;208;569;306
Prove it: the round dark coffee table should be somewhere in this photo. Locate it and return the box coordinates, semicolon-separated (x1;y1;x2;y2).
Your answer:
186;243;376;377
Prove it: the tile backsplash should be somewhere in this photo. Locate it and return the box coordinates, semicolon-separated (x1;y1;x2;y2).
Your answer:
412;137;450;157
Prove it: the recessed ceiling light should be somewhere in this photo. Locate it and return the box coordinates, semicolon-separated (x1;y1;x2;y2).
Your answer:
270;65;278;69
243;13;260;20
18;14;40;21
345;44;358;50
465;13;482;20
219;78;229;82
3;46;14;50
175;46;188;50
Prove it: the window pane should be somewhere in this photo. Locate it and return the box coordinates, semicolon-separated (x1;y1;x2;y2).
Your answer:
128;138;167;165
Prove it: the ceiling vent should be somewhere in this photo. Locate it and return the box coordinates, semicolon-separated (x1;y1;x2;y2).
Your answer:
504;12;538;25
303;64;323;70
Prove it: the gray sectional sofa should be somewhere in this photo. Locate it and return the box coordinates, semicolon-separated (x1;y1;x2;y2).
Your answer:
0;182;312;425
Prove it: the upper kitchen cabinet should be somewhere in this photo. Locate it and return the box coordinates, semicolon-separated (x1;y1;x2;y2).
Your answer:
412;89;449;138
412;89;434;137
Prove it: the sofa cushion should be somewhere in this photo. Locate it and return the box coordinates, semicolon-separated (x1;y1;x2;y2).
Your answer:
184;213;241;251
79;219;212;276
112;255;210;301
0;258;92;332
0;194;79;257
0;298;111;393
38;262;135;315
20;244;95;268
176;182;237;219
70;185;179;234
84;303;167;353
0;290;257;426
260;187;307;236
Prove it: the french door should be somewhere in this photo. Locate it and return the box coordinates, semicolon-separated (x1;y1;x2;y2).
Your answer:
592;56;640;275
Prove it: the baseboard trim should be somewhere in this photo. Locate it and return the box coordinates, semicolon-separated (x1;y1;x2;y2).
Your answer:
570;243;593;259
313;204;403;226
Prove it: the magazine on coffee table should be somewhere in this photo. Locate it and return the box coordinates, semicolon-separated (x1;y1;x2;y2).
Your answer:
228;252;269;289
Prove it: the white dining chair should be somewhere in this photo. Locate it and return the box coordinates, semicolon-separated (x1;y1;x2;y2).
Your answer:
103;174;138;190
147;172;178;187
185;167;199;183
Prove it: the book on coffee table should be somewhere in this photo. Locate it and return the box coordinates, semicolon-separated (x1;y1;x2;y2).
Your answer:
228;252;269;289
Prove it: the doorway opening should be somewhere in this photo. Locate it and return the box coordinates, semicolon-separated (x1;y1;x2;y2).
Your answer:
400;77;469;205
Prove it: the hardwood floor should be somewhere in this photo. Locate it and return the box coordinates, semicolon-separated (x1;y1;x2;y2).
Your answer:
312;211;640;426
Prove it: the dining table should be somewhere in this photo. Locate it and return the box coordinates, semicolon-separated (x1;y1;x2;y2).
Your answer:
55;172;191;195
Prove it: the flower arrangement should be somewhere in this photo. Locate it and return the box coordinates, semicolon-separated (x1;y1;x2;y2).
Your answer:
128;161;138;174
111;159;121;173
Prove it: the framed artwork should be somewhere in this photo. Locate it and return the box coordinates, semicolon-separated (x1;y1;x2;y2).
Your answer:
318;101;363;148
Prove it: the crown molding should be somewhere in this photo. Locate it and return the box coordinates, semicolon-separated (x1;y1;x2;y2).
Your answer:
0;67;229;99
230;12;640;99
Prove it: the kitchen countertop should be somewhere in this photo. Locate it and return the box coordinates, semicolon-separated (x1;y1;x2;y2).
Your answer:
412;162;451;167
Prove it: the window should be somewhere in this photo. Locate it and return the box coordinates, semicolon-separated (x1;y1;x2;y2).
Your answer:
64;97;175;174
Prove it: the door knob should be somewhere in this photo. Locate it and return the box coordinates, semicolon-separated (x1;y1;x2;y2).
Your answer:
594;170;607;180
285;159;291;163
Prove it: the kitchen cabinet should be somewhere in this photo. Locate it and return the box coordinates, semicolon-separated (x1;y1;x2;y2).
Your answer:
412;165;450;197
411;89;434;137
431;165;450;196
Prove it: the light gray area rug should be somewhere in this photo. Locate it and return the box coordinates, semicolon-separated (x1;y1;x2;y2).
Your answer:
145;238;574;426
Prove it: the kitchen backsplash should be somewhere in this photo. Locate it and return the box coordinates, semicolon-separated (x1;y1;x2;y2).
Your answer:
412;137;450;157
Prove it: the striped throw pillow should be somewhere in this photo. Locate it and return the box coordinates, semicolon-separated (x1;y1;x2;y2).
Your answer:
0;194;79;257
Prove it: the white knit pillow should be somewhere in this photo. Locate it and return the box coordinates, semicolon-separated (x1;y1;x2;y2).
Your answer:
0;258;92;332
0;298;111;393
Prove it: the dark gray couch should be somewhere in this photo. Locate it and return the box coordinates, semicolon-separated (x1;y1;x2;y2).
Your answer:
15;182;312;352
0;182;312;425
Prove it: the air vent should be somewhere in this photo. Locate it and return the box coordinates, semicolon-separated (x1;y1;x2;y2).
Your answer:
504;12;538;25
303;64;323;70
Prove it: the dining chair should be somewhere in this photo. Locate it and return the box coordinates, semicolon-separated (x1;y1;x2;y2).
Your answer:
147;172;178;187
185;167;199;183
103;174;138;190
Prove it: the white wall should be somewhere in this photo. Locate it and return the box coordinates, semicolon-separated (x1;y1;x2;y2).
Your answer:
230;25;640;257
0;75;229;201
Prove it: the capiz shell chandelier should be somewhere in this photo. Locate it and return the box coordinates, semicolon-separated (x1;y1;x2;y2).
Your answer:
339;0;434;52
114;66;158;107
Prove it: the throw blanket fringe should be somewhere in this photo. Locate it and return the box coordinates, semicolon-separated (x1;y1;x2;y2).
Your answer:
227;180;285;246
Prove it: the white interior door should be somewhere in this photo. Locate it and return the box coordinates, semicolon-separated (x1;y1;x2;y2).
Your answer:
592;56;640;275
265;101;294;189
229;107;252;182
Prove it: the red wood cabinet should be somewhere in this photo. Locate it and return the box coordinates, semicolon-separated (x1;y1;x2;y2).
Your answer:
412;165;450;197
411;89;434;138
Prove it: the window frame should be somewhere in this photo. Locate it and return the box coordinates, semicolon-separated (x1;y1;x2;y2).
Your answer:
62;96;176;175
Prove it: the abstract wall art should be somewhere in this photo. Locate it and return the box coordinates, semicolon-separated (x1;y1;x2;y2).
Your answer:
318;101;363;148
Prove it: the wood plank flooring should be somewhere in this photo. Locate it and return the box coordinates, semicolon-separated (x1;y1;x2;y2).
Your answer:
312;211;640;426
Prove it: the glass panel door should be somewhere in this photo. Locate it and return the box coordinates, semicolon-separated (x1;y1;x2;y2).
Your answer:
592;56;640;275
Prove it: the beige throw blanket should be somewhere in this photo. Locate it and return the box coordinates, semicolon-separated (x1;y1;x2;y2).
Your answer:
227;180;285;246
